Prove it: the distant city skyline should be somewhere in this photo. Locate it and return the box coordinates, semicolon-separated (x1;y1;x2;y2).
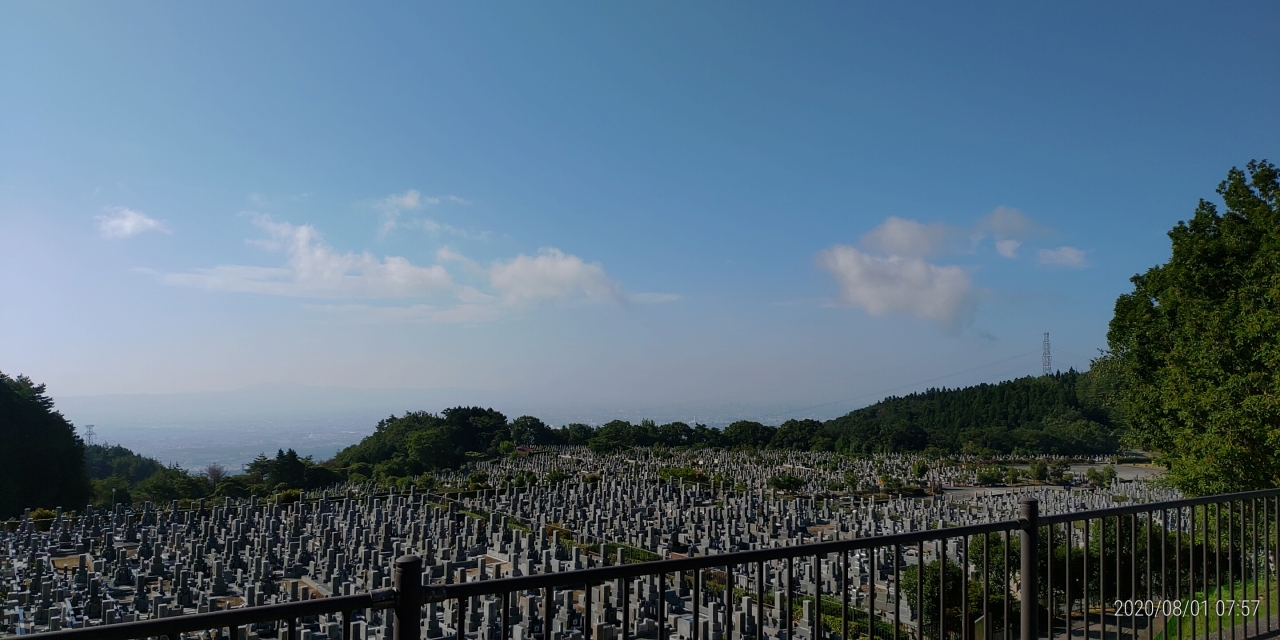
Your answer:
3;3;1277;440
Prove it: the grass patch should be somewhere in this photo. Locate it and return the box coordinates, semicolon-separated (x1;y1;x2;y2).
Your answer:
1152;578;1279;640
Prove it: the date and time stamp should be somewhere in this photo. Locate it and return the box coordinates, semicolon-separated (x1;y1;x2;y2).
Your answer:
1112;599;1265;617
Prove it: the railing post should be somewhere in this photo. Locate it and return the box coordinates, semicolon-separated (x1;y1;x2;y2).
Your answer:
1019;498;1038;640
394;555;423;640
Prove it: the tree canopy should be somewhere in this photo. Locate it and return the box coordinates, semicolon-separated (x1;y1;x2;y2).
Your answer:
823;369;1120;456
1104;160;1280;494
86;443;164;484
0;372;92;518
332;406;514;475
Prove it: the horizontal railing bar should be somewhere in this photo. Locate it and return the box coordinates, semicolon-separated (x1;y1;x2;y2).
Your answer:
432;518;1018;601
32;589;397;640
1038;487;1280;526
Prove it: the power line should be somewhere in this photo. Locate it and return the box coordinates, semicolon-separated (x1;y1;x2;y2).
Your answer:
1053;348;1098;363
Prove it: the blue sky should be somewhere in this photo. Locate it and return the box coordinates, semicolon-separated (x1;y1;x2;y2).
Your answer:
3;2;1277;432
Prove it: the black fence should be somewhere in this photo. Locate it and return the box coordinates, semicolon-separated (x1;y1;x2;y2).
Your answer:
29;488;1280;640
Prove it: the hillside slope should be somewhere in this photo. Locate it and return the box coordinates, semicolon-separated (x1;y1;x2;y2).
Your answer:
824;369;1121;455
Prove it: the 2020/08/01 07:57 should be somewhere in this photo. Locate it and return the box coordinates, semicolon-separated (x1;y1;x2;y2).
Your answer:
1115;599;1263;617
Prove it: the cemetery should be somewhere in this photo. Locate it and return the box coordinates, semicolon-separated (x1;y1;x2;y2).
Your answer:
0;448;1177;639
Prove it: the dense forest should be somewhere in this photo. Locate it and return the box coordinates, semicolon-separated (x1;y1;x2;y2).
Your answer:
824;369;1120;456
0;373;91;519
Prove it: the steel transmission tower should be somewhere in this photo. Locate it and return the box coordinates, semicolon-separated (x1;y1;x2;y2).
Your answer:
1042;333;1052;376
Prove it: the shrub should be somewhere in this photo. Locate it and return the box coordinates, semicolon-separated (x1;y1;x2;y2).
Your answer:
768;473;805;492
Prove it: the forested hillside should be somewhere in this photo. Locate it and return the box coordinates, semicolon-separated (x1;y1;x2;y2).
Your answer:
824;369;1121;455
0;372;91;518
322;368;1122;487
332;407;524;481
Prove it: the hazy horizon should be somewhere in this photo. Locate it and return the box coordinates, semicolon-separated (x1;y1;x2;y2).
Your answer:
58;356;1085;470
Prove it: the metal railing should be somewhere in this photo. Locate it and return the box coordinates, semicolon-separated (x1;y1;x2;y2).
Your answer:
28;488;1280;640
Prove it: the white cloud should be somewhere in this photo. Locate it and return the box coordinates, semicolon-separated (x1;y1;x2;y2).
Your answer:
414;218;492;241
153;216;678;321
300;248;671;322
375;190;488;239
376;189;430;236
995;239;1021;258
489;248;623;305
1036;246;1087;268
861;216;955;257
96;207;169;239
978;206;1034;239
435;246;482;275
374;190;488;238
818;209;1081;326
379;190;429;211
817;244;977;326
973;207;1076;261
160;215;453;298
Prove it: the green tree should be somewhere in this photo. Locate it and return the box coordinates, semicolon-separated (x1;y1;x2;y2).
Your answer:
1048;460;1070;482
85;444;164;484
587;420;636;453
768;473;805;492
769;419;821;450
270;449;307;488
245;454;273;484
0;372;92;518
560;423;595;445
1105;161;1280;494
133;466;208;503
1028;459;1048;482
690;423;726;448
901;559;991;636
724;420;775;449
824;371;1116;455
406;427;465;471
467;471;491;490
508;415;552;446
656;421;694;447
1084;465;1116;488
333;407;506;471
91;476;132;507
302;464;342;489
912;459;931;480
974;466;1004;486
212;476;256;498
